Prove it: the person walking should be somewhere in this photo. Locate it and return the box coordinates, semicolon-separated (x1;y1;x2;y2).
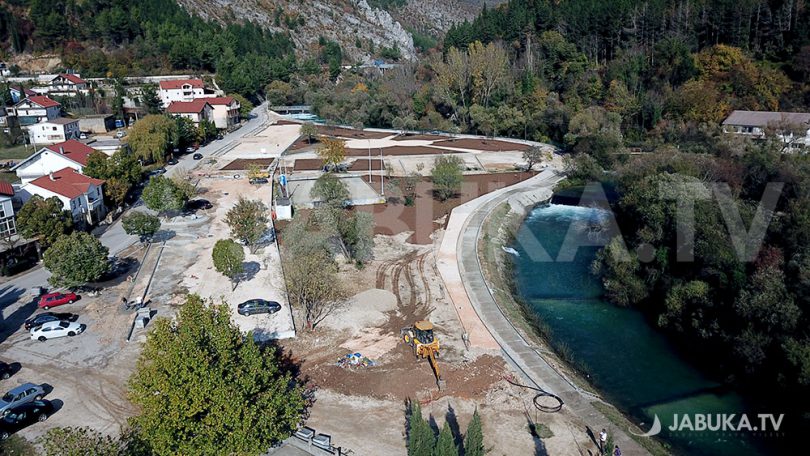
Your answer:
599;428;608;454
613;445;622;456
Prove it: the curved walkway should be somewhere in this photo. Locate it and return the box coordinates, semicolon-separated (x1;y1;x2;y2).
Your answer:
437;169;650;455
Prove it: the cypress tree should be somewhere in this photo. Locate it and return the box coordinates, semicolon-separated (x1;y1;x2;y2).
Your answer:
407;401;435;456
434;422;458;456
463;409;485;456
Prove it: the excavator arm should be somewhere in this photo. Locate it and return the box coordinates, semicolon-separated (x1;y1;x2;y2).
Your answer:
427;351;447;390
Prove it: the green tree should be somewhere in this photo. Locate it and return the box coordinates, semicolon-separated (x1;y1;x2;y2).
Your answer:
127;295;306;455
311;173;349;206
345;211;375;264
39;427;120;456
225;198;269;253
434;422;458;456
83;150;142;207
283;244;345;330
140;84;162;114
523;146;548;171
212;239;245;289
299;123;318;144
16;195;73;248
122;212;161;243
463;409;484;456
229;93;254;119
316;137;345;169
175;116;199;148
126;114;177;164
407;400;434;456
431;155;463;201
43;232;109;288
142;176;189;215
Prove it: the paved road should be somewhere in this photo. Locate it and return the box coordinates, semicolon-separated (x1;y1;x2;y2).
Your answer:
1;102;270;308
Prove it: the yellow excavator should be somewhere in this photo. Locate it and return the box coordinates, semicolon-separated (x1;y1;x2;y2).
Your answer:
401;320;446;390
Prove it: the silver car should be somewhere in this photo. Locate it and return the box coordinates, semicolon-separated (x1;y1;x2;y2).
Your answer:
0;383;45;416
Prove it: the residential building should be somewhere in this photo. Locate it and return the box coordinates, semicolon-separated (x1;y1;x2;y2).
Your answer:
206;96;241;129
723;110;810;151
23;168;106;226
158;79;208;107
0;109;19;134
26;117;81;145
9;86;36;104
13;139;96;184
167;100;213;126
10;96;61;126
48;73;89;96
0;182;16;237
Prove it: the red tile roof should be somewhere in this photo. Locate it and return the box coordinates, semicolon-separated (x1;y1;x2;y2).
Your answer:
167;100;211;114
159;79;204;90
205;97;236;106
25;96;61;108
55;73;87;85
10;86;37;96
29;167;104;199
0;182;14;197
43;140;96;166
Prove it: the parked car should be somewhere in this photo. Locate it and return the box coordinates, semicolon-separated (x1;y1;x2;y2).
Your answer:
249;177;269;185
148;168;166;177
115;130;126;139
185;146;197;153
0;384;45;417
38;292;78;310
71;285;99;297
30;321;85;341
79;133;87;140
192;153;203;160
237;299;281;316
167;157;178;165
0;400;54;440
0;362;12;380
24;312;77;331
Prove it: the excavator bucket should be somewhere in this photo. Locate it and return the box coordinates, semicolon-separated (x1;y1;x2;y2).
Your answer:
437;379;447;390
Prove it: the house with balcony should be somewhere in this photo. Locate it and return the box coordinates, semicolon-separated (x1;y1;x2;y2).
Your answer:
22;168;106;226
0;182;16;238
10;96;61;126
48;73;89;96
206;97;241;129
26;117;81;145
13;139;97;184
723;110;810;151
158;79;212;107
167;100;214;126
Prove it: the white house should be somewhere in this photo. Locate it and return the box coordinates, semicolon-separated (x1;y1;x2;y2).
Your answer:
158;79;208;107
10;96;61;126
167;100;213;126
0;182;16;238
206;96;241;129
26;117;81;145
48;73;89;96
13;139;97;184
23;168;106;226
723;111;810;151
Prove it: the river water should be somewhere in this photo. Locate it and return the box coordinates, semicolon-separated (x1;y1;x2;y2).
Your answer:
510;203;775;455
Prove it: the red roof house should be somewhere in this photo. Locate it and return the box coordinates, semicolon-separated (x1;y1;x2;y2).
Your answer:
159;79;204;90
28;167;104;200
25;95;61;109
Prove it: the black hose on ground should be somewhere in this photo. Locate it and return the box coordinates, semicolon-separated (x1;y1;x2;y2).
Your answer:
504;376;564;413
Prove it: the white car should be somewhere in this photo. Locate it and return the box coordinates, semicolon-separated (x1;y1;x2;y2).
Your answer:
30;321;85;342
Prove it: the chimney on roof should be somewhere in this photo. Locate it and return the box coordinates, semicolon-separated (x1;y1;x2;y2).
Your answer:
49;172;54;181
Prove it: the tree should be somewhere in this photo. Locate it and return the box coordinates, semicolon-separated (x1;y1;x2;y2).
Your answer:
43;232;109;288
142;176;189;215
345;211;374;264
523;146;548;171
393;172;421;206
175;117;199;148
299;123;318;144
127;295;306;455
83;150;142;207
316;137;345;168
39;427;120;456
284;246;345;331
463;409;484;456
140;84;162;114
407;400;434;456
431;155;463;201
122;212;161;243
311;172;349;207
126;114;177;164
434;422;458;456
229;93;253;119
16;195;73;248
212;239;245;289
225;198;269;253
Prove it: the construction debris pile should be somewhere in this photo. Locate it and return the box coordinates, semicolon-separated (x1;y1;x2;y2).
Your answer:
336;353;377;369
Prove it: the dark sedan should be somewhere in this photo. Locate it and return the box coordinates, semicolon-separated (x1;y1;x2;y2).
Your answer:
24;312;78;331
0;363;11;380
0;400;54;440
237;299;281;316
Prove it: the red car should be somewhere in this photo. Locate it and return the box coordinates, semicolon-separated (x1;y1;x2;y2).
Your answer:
38;292;78;310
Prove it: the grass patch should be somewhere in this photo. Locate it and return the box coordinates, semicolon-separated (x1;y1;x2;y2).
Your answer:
591;401;671;456
0;434;37;455
0;144;33;161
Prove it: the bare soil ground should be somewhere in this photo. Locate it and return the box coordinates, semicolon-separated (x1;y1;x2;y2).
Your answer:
392;134;448;141
345;145;461;156
292;158;324;171
221;158;276;170
435;138;531;152
316;126;391;139
348;158;384;171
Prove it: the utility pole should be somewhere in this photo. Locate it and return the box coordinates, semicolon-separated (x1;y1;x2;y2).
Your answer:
379;147;384;196
367;139;372;183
